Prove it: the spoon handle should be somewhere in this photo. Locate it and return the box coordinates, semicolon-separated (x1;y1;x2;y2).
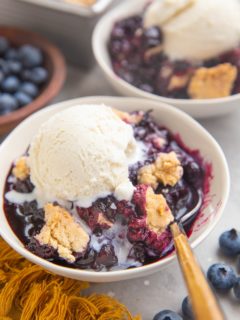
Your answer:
170;223;224;320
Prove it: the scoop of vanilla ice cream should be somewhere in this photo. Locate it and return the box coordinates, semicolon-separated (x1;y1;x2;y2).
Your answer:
144;0;240;61
29;104;138;207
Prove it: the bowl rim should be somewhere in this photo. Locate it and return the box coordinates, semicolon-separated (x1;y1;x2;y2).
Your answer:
0;96;230;281
92;0;240;106
0;26;66;129
21;0;115;17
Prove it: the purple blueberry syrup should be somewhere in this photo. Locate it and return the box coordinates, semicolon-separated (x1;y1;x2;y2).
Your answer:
3;111;209;271
108;15;240;99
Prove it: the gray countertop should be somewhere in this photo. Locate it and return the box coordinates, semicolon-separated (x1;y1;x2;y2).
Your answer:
2;64;240;319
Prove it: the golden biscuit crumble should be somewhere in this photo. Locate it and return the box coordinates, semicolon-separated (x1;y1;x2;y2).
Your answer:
35;204;89;263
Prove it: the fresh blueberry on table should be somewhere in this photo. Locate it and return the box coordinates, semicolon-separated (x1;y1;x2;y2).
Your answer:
1;75;20;93
0;93;18;115
20;82;39;98
182;296;194;320
233;277;240;300
207;263;237;292
19;44;43;68
15;91;32;107
219;229;240;256
153;310;182;320
0;36;9;55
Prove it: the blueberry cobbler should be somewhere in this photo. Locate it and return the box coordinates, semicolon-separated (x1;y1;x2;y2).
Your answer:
108;0;240;99
3;105;208;271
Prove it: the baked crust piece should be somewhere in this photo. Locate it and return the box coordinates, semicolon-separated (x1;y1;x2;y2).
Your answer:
188;63;237;99
146;187;174;234
12;156;30;181
138;151;183;189
35;204;89;263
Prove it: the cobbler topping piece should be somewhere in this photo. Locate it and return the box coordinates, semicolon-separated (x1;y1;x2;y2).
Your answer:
152;136;166;149
144;45;163;60
35;204;89;263
146;187;173;234
138;163;158;189
138;151;183;188
168;74;191;91
188;63;237;99
154;152;183;186
12;156;30;181
97;213;113;228
113;108;144;124
160;64;173;79
129;185;173;253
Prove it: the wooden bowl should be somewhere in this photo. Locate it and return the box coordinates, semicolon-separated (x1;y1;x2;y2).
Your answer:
0;26;66;135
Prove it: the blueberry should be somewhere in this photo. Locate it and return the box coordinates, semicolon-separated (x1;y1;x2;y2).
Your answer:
0;93;18;115
13;176;34;193
8;61;22;74
153;310;182;320
143;26;163;48
5;48;19;61
111;26;125;40
117;16;142;36
22;67;48;85
182;297;194;320
139;83;154;93
0;58;10;75
20;82;39;98
15;91;32;107
219;229;240;256
26;238;56;260
237;256;240;273
233;277;240;300
184;161;202;185
1;76;20;93
0;70;4;84
19;44;43;68
94;244;118;269
207;263;237;292
0;37;9;55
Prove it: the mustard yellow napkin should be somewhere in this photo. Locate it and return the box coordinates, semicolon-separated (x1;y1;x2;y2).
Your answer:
0;238;141;320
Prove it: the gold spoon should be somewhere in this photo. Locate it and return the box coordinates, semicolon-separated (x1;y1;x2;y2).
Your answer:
170;199;224;320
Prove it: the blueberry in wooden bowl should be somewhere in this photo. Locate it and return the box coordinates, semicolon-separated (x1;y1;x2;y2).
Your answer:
0;26;66;135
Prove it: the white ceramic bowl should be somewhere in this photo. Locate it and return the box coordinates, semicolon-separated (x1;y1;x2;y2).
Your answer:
0;96;230;282
92;0;240;119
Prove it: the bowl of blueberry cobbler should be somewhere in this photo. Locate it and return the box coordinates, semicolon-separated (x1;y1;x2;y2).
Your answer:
0;96;229;282
93;0;240;119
